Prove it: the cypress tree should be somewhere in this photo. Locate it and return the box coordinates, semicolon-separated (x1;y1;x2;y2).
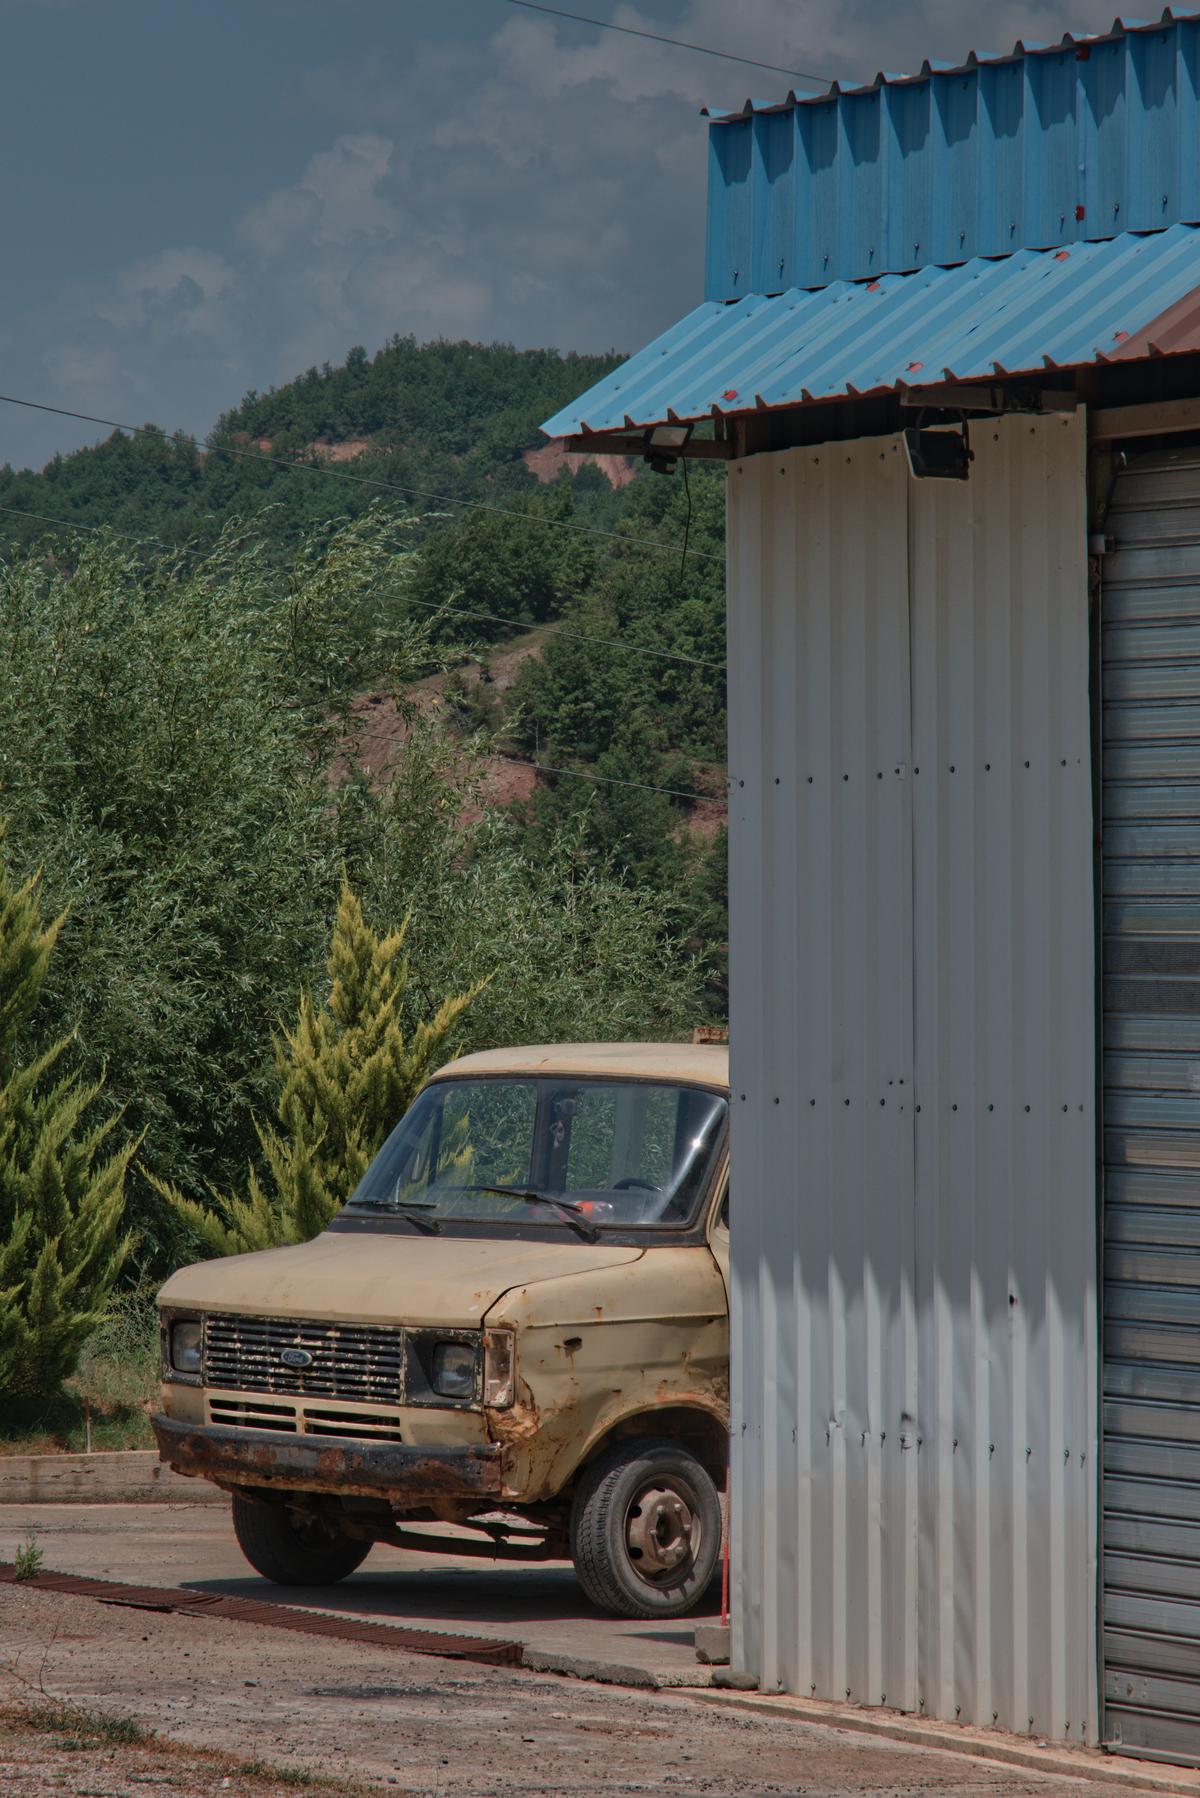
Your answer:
159;880;482;1255
0;830;134;1398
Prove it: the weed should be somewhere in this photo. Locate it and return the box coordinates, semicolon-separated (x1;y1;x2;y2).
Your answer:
242;1761;328;1788
20;1699;152;1746
12;1536;43;1582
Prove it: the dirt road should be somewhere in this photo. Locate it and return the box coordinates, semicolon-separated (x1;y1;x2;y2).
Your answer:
0;1584;1157;1797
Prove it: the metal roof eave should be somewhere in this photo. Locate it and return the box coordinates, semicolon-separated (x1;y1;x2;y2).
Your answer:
540;227;1200;441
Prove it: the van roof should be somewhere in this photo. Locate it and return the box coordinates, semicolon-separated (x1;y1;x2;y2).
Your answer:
432;1042;730;1090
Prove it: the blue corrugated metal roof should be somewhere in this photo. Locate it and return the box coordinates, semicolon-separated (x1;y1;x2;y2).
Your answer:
540;226;1200;437
702;10;1200;297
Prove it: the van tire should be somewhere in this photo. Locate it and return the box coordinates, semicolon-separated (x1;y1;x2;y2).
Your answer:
231;1493;370;1587
570;1438;721;1618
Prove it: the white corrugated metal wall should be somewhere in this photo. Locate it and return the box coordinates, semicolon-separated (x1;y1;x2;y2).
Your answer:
727;412;1099;1739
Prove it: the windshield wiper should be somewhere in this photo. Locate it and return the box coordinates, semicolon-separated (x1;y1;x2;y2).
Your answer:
471;1185;600;1244
349;1197;441;1234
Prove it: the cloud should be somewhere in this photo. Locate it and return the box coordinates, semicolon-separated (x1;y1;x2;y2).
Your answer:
5;0;1132;469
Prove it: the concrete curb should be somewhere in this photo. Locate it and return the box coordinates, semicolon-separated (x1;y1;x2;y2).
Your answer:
0;1451;222;1506
692;1689;1200;1796
520;1646;712;1689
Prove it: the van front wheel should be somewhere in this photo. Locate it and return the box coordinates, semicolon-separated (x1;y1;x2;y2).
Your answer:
231;1493;370;1586
569;1439;721;1618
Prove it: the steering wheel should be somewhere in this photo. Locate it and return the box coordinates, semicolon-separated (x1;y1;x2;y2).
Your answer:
613;1177;662;1192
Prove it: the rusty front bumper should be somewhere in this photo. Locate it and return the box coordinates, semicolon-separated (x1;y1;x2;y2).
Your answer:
152;1414;503;1501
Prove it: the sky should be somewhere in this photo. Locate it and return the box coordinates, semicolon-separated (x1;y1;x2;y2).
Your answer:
1;0;1123;470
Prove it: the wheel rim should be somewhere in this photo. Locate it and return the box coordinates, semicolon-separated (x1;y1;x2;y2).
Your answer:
624;1478;701;1586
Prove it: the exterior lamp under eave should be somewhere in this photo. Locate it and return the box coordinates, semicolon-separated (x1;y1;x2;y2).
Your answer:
646;423;692;474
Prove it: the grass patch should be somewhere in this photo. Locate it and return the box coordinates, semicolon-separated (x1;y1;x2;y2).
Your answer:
2;1701;393;1792
19;1699;154;1747
0;1285;159;1456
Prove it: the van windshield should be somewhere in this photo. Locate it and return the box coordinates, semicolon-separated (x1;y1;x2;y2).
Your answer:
343;1077;727;1233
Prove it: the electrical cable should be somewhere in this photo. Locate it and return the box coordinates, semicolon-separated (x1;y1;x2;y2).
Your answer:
494;0;834;86
0;391;724;564
0;490;728;803
349;715;723;809
0;498;723;673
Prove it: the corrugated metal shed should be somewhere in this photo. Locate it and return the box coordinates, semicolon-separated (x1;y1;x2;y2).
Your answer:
704;11;1200;297
540;225;1200;438
727;412;1097;1736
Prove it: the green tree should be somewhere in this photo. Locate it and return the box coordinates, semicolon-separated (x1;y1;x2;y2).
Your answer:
155;880;480;1255
0;832;134;1398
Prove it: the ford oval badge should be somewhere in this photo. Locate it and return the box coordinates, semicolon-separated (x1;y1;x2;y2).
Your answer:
279;1347;312;1369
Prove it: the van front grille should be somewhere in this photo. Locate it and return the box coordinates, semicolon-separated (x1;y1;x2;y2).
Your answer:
203;1313;404;1405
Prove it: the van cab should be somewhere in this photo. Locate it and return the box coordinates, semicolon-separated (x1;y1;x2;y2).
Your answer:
153;1043;730;1618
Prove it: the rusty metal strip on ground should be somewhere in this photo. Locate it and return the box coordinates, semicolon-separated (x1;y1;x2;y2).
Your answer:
0;1563;522;1666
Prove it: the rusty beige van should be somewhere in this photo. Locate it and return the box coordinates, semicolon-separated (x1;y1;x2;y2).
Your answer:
153;1043;730;1618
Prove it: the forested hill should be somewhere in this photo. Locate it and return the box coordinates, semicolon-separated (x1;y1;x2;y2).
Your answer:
0;333;729;1015
0;336;628;550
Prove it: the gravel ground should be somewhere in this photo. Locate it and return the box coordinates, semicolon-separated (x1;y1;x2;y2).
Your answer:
0;1586;1149;1796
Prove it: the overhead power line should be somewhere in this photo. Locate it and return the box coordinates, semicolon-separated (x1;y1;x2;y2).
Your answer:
495;0;834;86
0;494;725;806
0;497;723;673
0;391;724;564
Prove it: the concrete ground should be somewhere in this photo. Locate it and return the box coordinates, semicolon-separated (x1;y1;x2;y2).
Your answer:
0;1581;1152;1797
0;1499;713;1681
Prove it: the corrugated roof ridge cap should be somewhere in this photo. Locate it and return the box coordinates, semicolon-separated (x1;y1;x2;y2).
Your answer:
704;9;1200;119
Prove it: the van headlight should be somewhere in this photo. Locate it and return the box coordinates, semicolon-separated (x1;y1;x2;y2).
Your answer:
166;1317;203;1377
432;1341;477;1399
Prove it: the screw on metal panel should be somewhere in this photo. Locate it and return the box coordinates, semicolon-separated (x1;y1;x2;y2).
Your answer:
810;1098;816;1107
1024;1105;1030;1112
953;1437;958;1450
985;762;991;770
949;764;955;772
952;1103;958;1112
844;1098;850;1106
877;770;883;778
773;1096;780;1105
989;1443;995;1455
1064;1447;1070;1461
739;779;745;786
915;1104;921;1112
1061;758;1066;766
774;776;780;784
807;775;813;783
1010;1293;1017;1306
993;1712;999;1724
956;1705;962;1716
1026;1447;1032;1460
1062;1104;1068;1112
843;773;849;780
740;1094;746;1101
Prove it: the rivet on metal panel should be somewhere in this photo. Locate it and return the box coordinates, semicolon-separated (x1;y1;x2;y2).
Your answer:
949;764;955;772
952;1104;958;1112
843;1098;850;1106
1024;759;1030;767
806;776;813;784
774;776;780;784
915;1104;921;1112
773;1096;779;1105
989;1443;995;1456
987;1104;994;1112
1062;1104;1068;1112
842;773;849;781
809;1099;815;1107
1024;1105;1030;1113
1027;1447;1032;1460
877;770;883;779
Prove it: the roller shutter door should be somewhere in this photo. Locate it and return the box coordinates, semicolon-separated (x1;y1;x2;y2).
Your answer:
1103;450;1200;1762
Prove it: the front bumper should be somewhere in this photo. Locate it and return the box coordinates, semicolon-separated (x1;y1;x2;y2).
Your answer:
152;1414;503;1501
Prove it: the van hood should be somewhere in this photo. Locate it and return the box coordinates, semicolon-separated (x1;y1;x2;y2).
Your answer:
158;1230;644;1329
